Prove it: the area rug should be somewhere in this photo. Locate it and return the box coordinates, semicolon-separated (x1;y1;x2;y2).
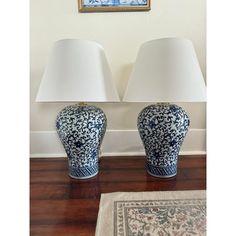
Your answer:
95;190;206;236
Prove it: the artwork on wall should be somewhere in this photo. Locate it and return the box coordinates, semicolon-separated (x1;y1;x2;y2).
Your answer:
78;0;151;13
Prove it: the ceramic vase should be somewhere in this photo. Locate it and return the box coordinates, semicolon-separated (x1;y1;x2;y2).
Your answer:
56;104;107;179
137;104;189;178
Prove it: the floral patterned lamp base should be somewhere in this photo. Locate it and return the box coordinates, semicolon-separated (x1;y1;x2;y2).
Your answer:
56;104;107;179
138;104;189;178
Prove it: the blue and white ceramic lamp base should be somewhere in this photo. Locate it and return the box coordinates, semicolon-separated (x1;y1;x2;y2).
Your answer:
56;104;107;179
138;103;190;178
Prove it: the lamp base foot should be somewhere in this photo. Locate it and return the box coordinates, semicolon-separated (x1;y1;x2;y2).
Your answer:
69;172;98;180
69;163;99;179
146;163;177;178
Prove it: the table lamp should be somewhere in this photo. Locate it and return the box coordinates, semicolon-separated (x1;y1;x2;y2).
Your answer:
123;38;206;178
36;39;120;179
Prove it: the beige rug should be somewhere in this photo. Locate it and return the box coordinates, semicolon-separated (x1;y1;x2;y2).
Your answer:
95;190;206;236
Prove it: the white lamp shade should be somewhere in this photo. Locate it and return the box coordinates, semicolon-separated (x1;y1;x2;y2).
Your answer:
123;38;206;102
36;39;120;102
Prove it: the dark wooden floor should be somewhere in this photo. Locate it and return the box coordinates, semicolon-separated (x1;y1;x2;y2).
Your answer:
30;155;206;236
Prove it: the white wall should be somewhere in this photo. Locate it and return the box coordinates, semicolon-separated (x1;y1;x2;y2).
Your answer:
30;0;206;156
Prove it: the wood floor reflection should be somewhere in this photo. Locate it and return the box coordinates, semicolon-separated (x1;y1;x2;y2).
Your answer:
30;155;206;236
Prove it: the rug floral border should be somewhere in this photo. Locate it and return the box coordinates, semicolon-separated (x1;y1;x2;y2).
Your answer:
114;198;206;236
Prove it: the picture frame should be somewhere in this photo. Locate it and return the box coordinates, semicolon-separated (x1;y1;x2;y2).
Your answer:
78;0;151;13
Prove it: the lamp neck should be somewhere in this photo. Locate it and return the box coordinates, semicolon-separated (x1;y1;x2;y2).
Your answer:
77;102;88;106
156;102;171;106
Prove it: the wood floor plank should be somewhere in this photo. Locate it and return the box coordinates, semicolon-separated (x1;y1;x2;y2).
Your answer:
30;168;205;184
31;199;99;225
30;155;205;171
31;180;206;200
30;155;206;236
31;224;95;236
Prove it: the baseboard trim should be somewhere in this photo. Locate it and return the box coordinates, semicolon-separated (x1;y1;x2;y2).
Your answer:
30;151;206;158
30;129;206;158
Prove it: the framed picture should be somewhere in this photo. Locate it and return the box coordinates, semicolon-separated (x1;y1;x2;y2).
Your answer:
79;0;151;13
